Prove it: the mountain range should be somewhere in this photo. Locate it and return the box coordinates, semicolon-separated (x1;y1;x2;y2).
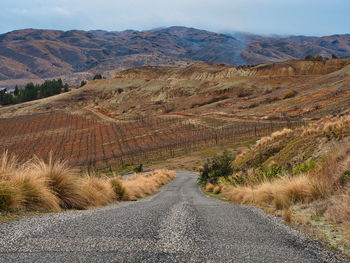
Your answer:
0;26;349;87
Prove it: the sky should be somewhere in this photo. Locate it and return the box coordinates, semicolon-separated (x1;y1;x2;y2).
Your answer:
0;0;349;36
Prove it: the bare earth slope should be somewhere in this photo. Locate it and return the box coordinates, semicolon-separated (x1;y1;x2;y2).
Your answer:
0;172;346;262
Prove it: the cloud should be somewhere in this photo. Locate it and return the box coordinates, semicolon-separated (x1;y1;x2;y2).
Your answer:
0;0;349;35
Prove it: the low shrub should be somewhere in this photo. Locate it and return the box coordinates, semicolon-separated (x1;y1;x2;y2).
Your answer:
292;160;316;175
198;151;234;186
283;90;298;99
133;163;143;173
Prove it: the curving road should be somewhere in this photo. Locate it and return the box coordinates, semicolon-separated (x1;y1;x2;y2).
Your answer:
0;172;347;262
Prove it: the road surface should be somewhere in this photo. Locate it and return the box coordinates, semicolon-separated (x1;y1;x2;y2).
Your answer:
0;172;347;262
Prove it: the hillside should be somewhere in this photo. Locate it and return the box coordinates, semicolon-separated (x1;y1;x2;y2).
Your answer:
201;113;350;255
0;27;350;88
1;58;349;122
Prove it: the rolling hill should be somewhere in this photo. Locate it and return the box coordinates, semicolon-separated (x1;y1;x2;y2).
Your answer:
0;27;350;88
1;58;349;122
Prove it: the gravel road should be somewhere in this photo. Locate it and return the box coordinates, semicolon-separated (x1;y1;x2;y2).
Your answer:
0;172;348;262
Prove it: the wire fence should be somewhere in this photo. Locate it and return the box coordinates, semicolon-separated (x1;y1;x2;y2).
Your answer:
0;111;305;170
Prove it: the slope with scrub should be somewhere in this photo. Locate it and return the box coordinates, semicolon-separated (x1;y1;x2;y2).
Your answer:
201;114;350;255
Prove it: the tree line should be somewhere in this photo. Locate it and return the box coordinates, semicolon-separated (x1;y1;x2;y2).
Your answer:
0;79;69;106
305;54;339;62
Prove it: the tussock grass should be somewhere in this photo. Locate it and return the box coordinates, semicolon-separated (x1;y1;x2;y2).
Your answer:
205;183;214;192
81;176;116;207
12;172;61;211
222;132;350;210
255;128;293;148
109;177;126;201
0;152;176;212
221;157;342;210
213;185;221;194
29;155;86;209
121;170;176;200
0;181;23;210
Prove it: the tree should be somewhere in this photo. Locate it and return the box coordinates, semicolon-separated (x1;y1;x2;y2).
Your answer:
80;80;87;87
305;54;315;61
21;83;38;102
315;54;324;61
14;85;19;96
64;84;69;92
93;74;103;80
332;54;339;59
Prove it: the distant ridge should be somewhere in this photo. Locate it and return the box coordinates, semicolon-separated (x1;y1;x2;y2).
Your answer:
0;26;349;85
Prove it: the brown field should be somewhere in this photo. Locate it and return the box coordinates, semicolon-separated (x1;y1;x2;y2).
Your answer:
0;111;302;170
1;59;349;171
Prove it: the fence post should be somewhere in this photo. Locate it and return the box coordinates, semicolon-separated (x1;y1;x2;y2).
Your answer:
270;120;273;133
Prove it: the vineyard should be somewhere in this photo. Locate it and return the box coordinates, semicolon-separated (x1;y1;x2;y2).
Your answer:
0;111;304;170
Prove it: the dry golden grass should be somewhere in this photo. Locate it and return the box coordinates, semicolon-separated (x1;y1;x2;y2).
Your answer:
109;177;126;201
293;213;311;225
222;171;326;209
28;155;87;209
0;152;60;211
213;185;222;194
121;170;176;200
80;176;116;207
0;152;176;212
228;114;350;211
12;172;60;211
222;143;350;210
301;114;350;137
0;151;17;179
256;128;293;148
324;195;350;223
205;183;214;192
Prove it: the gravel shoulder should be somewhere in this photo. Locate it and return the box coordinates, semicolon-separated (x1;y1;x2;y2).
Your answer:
0;171;348;262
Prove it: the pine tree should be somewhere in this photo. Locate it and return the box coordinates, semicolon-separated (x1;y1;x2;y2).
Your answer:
14;85;19;96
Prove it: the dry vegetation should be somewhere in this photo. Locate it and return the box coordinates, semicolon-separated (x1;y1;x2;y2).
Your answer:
203;114;350;254
0;152;175;213
117;170;176;200
1;58;350;122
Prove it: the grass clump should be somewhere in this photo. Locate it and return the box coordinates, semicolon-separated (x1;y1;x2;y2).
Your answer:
81;176;116;207
205;182;214;192
0;151;176;213
121;170;176;200
0;182;22;210
110;177;126;201
29;155;86;209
